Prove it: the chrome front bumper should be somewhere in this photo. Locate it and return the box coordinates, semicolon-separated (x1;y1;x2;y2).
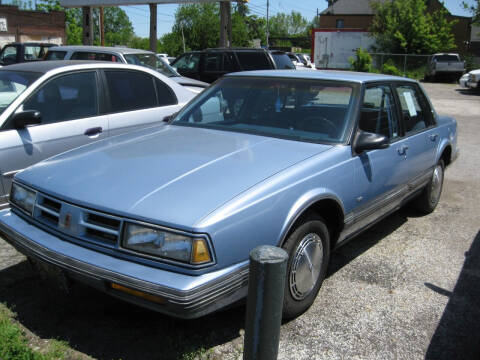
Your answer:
0;209;249;319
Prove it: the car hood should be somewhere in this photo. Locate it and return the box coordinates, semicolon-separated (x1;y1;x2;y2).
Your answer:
16;126;332;229
171;76;209;88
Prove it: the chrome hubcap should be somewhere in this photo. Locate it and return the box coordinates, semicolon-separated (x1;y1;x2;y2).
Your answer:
289;233;323;300
430;164;443;205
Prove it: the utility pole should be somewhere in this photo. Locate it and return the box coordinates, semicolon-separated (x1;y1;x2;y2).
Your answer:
316;8;319;27
149;3;157;53
219;1;231;48
82;6;93;45
100;6;105;46
266;0;269;49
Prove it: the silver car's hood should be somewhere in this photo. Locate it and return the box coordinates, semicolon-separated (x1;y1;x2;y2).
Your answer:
17;125;332;228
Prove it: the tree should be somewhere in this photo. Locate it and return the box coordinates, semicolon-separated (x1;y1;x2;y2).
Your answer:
370;0;457;54
268;11;308;37
463;0;479;24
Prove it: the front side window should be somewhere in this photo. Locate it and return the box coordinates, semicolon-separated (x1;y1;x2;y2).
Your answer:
395;84;432;134
105;70;157;113
24;46;42;60
173;77;357;144
360;85;399;140
171;53;200;72
0;71;40;118
236;52;271;70
22;71;98;124
203;53;222;72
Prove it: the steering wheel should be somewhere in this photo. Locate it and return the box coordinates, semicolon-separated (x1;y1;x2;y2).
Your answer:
298;116;337;137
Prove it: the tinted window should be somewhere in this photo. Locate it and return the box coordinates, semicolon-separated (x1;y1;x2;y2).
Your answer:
395;84;432;134
71;52;120;62
223;53;240;72
271;53;295;69
155;78;177;106
236;52;271;70
360;85;399;139
105;70;157;113
23;71;98;124
174;77;356;144
24;46;42;60
433;55;459;62
204;53;222;72
172;53;200;72
0;71;40;117
45;50;67;60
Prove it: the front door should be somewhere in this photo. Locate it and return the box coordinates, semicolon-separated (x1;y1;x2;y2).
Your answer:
0;71;108;208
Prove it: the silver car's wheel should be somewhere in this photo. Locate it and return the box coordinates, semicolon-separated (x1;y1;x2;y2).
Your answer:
289;233;323;300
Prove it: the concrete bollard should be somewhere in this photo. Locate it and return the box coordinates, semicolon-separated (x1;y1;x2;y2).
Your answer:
243;245;289;360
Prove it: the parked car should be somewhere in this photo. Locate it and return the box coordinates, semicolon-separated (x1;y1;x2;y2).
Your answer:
171;48;294;83
0;60;195;209
0;70;458;320
0;42;56;66
44;46;208;93
459;69;480;90
296;53;313;68
426;53;465;81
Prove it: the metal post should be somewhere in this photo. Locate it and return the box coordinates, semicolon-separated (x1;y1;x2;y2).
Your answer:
243;245;288;360
266;0;270;49
82;6;93;45
99;6;105;46
403;54;407;77
149;3;157;53
219;1;230;48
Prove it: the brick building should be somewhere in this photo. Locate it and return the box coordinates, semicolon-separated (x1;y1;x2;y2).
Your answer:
0;5;65;48
319;0;472;54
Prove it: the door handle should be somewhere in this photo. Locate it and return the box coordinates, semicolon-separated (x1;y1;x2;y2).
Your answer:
397;145;409;155
84;127;103;137
429;134;439;141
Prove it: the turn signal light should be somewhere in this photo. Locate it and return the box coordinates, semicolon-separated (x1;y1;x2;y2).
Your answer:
111;283;166;304
191;238;211;264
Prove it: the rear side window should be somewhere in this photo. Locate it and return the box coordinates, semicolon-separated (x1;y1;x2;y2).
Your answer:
0;46;17;65
24;46;42;60
155;78;177;106
395;84;433;134
203;53;222;72
236;52;271;70
72;52;120;62
45;50;67;60
105;70;157;113
172;53;200;72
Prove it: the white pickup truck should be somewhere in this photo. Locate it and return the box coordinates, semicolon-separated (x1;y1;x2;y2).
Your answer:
426;53;465;81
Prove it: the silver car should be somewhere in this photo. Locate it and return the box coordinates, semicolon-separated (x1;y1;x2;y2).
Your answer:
45;46;209;93
0;60;195;209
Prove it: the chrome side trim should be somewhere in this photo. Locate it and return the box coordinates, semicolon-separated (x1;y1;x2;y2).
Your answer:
3;169;23;178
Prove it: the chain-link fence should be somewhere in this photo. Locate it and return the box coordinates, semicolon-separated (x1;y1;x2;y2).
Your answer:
369;53;432;79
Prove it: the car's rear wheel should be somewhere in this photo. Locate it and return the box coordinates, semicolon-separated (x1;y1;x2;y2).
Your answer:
414;159;444;214
282;216;330;319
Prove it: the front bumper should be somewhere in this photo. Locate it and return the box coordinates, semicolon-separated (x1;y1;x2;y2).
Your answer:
466;81;478;89
0;209;248;319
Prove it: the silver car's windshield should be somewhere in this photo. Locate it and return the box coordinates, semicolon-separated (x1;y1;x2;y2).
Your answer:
0;71;41;115
124;53;178;78
173;77;357;144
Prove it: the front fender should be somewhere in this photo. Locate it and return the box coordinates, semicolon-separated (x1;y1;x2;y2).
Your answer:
277;188;345;247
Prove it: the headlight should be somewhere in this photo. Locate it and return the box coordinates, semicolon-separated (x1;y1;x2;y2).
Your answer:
123;223;212;265
10;183;36;215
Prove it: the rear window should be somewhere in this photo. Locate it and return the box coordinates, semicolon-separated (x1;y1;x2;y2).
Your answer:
71;52;120;62
433;55;460;62
45;50;67;60
236;52;271;70
271;53;295;69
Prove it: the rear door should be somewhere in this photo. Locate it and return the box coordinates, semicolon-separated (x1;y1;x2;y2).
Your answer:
102;69;180;137
0;70;108;206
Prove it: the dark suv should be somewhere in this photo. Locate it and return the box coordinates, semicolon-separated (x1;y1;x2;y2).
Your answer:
171;48;295;83
0;42;56;66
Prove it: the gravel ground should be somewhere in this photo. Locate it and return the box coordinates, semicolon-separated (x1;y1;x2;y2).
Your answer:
0;83;478;360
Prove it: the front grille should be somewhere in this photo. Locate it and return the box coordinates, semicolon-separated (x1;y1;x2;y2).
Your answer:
32;193;122;247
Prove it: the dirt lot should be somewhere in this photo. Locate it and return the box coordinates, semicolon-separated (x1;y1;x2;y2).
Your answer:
0;83;479;360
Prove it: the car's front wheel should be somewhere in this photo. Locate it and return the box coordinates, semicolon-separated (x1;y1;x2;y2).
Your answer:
282;216;330;319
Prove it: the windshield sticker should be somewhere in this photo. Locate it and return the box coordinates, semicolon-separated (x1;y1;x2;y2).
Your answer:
403;92;417;117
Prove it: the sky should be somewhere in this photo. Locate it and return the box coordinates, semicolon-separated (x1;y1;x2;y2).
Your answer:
122;0;474;38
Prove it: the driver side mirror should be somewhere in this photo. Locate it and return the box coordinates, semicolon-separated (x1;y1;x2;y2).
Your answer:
11;110;42;129
354;130;389;153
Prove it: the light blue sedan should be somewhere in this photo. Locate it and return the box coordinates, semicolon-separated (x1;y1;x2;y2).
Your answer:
0;70;458;319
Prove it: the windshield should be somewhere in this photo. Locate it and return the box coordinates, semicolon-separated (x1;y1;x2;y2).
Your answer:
433;55;460;62
0;71;40;115
124;53;179;77
172;77;357;144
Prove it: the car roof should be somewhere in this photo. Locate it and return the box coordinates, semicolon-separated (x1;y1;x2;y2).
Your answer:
48;45;153;55
226;70;416;84
4;42;56;46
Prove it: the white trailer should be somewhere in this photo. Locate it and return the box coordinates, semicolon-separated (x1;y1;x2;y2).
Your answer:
312;29;376;69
